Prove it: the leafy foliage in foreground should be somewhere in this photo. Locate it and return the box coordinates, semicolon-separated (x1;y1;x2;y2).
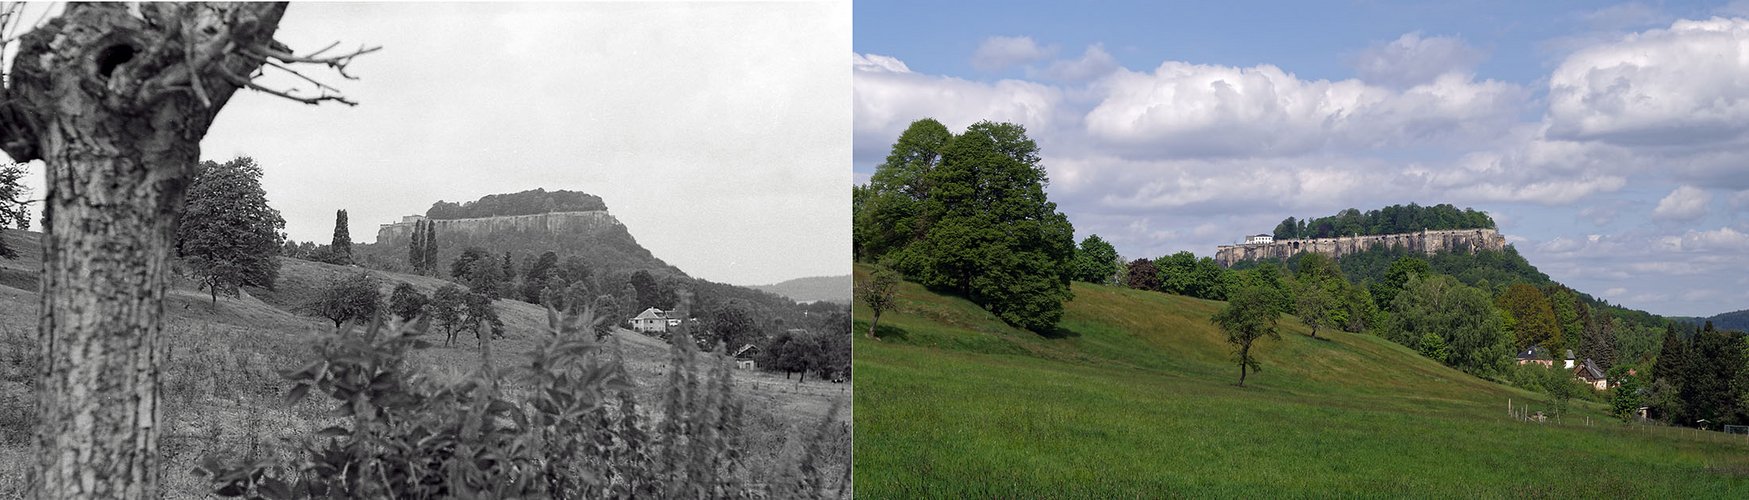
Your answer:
196;301;848;498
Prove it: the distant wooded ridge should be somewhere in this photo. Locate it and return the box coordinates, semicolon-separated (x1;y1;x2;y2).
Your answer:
1273;203;1495;240
426;188;607;220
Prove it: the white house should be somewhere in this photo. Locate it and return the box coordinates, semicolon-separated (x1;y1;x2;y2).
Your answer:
632;307;668;333
1245;234;1274;244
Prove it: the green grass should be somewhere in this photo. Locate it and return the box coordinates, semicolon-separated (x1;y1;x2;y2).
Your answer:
853;264;1749;498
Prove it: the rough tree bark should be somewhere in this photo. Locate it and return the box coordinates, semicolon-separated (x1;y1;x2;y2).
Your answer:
0;3;368;498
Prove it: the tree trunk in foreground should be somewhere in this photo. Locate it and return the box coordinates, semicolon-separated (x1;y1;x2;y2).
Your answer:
0;4;293;498
866;311;881;339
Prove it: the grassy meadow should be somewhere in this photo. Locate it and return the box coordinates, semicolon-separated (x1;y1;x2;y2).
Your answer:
0;230;849;498
852;264;1749;497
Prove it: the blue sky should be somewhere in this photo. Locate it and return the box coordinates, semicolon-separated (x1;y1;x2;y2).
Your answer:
854;1;1749;317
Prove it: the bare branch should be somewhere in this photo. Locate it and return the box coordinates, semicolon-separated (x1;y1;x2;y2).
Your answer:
217;67;355;106
247;44;381;80
264;60;342;94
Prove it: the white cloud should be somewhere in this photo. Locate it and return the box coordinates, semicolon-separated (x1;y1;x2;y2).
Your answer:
1083;61;1524;157
971;35;1054;71
1547;17;1749;147
1350;32;1487;87
854;52;1064;165
1036;44;1120;81
1652;185;1712;221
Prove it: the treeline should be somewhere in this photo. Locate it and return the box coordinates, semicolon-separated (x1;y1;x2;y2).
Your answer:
1272;203;1495;240
1634;322;1749;428
853;118;1076;332
425;188;608;220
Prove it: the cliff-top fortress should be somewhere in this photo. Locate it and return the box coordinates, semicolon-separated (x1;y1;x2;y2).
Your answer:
1214;228;1506;267
374;210;623;246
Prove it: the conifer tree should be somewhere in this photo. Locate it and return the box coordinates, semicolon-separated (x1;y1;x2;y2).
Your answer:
423;220;439;273
408;219;426;273
331;209;353;264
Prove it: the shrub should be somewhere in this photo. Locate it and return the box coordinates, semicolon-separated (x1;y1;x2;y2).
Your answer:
195;297;847;498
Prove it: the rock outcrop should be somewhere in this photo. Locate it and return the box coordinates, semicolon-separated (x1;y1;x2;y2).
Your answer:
368;210;681;277
1215;228;1506;267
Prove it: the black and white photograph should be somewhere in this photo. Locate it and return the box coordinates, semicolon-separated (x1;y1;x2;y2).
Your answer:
0;2;850;498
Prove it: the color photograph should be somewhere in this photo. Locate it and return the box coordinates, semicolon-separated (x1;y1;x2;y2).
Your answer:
853;1;1749;496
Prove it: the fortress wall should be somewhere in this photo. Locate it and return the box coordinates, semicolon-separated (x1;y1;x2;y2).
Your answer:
373;210;622;246
1214;228;1506;267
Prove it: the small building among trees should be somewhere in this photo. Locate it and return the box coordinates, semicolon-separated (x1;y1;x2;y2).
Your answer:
1574;359;1608;390
632;307;669;333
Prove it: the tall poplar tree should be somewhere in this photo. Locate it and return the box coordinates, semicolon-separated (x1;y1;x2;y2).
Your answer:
331;209;353;264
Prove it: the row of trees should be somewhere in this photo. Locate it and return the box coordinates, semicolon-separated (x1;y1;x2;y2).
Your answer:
406;218;438;274
853;118;1077;332
1271;203;1495;241
425;188;608;220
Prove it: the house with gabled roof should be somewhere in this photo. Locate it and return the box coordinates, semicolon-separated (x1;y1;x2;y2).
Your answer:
1574;358;1608;390
632;307;669;333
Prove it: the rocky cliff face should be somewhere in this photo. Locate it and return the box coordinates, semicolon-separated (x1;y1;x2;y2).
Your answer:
367;210;681;277
1215;228;1506;267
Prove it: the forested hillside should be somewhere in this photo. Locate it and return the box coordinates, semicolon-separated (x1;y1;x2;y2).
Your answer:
1273;203;1495;240
425;188;608;219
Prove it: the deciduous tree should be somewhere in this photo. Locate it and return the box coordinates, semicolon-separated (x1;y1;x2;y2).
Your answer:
1070;234;1121;284
176;157;285;304
0;163;27;259
857;268;900;339
1212;285;1282;387
316;271;382;329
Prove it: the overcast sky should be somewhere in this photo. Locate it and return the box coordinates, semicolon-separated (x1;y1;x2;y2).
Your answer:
12;1;850;287
854;0;1749;317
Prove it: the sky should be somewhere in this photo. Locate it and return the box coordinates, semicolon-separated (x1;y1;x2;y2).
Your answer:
854;0;1749;317
9;2;850;287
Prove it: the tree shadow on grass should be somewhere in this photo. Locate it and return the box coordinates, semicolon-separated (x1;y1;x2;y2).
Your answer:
867;322;909;342
1034;324;1081;339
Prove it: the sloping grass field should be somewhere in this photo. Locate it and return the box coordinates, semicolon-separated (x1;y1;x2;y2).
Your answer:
0;230;849;498
853;264;1749;497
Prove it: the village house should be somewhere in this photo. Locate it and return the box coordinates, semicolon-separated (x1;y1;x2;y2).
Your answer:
1574;359;1608;390
1515;346;1553;367
631;307;669;333
732;343;759;370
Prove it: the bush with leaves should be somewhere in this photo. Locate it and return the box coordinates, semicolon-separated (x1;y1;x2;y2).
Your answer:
195;294;849;498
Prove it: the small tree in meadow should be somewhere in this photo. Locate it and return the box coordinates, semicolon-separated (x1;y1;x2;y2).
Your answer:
857;269;900;339
387;283;428;322
315;271;381;328
1212;285;1281;387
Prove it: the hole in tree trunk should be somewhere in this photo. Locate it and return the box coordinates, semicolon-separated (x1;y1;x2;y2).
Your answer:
96;44;138;78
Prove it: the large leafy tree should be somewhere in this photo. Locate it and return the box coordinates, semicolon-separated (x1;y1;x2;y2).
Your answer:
1496;283;1561;353
1212;285;1282;387
0;4;374;495
1124;258;1161;291
864;120;1075;332
704;300;760;351
176;157;285;304
1386;274;1512;376
854;118;952;262
1070;234;1121;284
